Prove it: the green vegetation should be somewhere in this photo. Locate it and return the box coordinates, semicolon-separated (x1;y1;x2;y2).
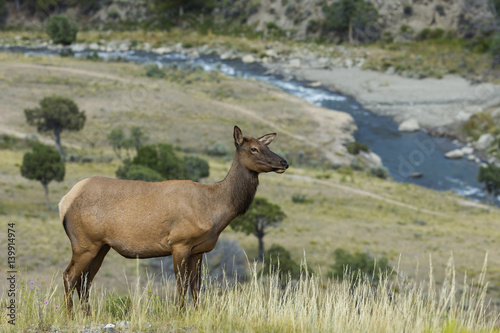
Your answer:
462;111;497;141
328;248;392;284
261;244;310;280
24;95;86;156
116;143;209;182
477;163;500;204
20;142;65;209
232;197;286;261
322;0;379;43
46;14;78;45
0;52;499;330
346;141;369;155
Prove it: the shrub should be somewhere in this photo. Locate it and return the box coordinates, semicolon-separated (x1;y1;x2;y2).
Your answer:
369;166;390;179
145;63;165;78
490;32;500;61
462;111;496;140
133;143;185;181
46;14;78;45
403;5;413;16
328;248;392;284
184;155;210;181
125;164;165;182
291;194;312;204
346;141;369;155
261;244;312;280
206;142;230;156
416;28;445;41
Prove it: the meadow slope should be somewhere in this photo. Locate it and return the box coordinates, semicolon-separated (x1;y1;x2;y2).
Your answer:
0;52;499;330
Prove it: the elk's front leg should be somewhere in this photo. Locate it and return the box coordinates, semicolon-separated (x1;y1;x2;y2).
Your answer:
172;247;191;308
189;253;203;305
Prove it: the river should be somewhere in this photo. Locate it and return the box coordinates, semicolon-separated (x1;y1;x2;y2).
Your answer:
2;46;488;204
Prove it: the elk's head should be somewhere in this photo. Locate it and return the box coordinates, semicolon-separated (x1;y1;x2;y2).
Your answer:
233;126;289;174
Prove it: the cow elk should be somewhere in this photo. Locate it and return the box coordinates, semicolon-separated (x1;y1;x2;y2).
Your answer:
59;126;289;314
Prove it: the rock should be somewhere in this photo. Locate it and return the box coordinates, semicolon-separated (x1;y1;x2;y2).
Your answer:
242;54;255;64
143;42;152;51
461;146;474;155
265;49;278;58
289;58;301;68
118;43;129;52
103;323;115;333
153;47;171;55
398;118;420;132
467;155;476;161
445;149;464;159
70;44;86;52
344;58;353;68
359;151;383;167
306;81;322;88
474;133;495;150
89;43;100;50
410;172;423;178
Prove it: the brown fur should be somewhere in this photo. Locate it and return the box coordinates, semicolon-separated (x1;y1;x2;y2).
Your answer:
60;126;288;314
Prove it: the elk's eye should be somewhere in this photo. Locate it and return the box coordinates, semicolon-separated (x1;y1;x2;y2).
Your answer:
251;147;259;153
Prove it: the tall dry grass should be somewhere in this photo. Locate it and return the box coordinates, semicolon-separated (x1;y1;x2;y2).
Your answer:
1;255;498;332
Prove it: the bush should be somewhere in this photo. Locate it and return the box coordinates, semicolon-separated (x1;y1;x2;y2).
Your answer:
369;166;390;179
46;14;78;45
125;164;165;182
206;142;230;156
184;155;210;181
261;244;312;280
416;28;445;41
346;141;369;155
145;63;165;78
490;32;500;64
328;248;392;284
291;194;312;204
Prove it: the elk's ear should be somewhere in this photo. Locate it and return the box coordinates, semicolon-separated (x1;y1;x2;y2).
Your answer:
258;133;277;146
234;126;244;147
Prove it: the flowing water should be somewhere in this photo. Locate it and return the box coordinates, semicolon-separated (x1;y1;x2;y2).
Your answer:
2;47;488;203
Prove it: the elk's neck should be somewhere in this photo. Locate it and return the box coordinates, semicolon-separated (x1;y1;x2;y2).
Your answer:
215;156;259;232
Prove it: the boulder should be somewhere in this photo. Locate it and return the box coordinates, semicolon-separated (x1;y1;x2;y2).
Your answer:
306;81;322;88
359;151;383;167
153;47;171;55
474;133;495;150
398;118;420;132
242;54;255;64
445;149;464;159
461;146;474;155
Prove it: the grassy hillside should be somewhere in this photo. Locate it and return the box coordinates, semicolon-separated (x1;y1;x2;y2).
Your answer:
0;51;499;331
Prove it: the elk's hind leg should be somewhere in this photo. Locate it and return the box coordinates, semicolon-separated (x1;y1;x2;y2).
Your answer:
79;245;111;315
188;253;203;305
62;244;103;315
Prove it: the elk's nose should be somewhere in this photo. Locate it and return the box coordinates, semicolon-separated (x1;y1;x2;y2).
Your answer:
281;160;289;169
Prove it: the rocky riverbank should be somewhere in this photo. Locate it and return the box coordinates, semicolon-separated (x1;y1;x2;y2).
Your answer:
2;35;500;164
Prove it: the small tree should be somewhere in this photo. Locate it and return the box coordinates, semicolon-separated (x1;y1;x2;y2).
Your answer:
107;128;126;161
24;96;86;157
323;0;379;43
129;126;149;153
477;163;500;204
46;14;78;45
20;143;65;209
231;197;286;261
